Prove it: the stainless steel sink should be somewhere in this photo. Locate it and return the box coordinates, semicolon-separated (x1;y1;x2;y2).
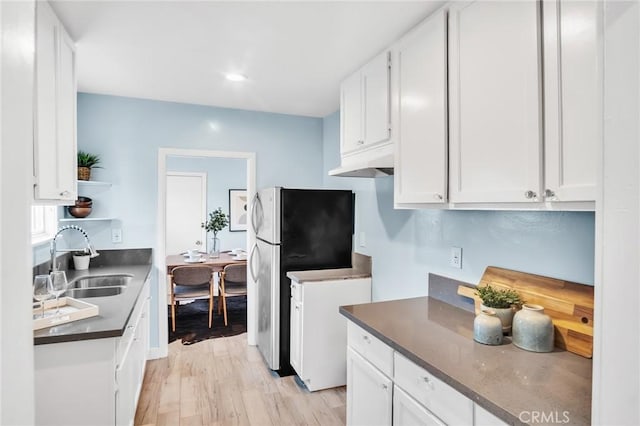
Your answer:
65;286;125;298
69;274;133;289
64;274;133;298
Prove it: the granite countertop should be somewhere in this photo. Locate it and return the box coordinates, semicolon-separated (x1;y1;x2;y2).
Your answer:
34;263;152;345
340;297;592;426
287;268;371;283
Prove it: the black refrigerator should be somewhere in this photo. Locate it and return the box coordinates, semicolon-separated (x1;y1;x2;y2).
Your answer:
249;187;354;376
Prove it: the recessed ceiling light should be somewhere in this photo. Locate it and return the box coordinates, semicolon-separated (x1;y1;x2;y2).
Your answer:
226;73;248;82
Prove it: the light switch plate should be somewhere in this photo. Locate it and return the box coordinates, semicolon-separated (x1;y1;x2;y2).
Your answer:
111;228;123;244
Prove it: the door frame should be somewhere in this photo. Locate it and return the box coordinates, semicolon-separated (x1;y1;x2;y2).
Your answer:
156;148;257;358
165;171;207;253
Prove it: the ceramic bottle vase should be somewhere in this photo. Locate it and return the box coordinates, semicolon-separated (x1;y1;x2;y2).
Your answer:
473;309;503;346
512;304;554;353
481;304;515;333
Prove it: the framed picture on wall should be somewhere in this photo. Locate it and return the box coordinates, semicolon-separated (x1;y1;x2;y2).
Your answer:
229;189;248;232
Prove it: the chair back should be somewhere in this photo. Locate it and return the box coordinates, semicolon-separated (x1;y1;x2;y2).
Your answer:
223;263;246;283
172;266;212;286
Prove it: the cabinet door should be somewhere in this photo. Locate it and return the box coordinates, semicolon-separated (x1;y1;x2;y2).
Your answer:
474;403;509;426
394;10;448;205
34;1;77;203
362;50;391;147
115;334;135;426
393;385;445;426
289;297;302;375
341;71;363;154
346;347;392;426
543;0;600;202
449;1;543;203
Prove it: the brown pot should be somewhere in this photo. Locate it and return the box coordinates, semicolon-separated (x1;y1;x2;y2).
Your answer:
77;166;91;181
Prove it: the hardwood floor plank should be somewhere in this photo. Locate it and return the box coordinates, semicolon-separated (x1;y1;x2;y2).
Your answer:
135;333;346;426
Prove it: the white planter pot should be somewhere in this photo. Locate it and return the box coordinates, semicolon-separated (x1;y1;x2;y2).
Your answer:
73;255;90;270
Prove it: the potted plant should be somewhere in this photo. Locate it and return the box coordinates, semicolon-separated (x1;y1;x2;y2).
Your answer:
77;150;102;181
72;250;91;270
202;207;229;258
475;285;523;333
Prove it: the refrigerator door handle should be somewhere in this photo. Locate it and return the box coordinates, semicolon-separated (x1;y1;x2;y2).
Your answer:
251;193;263;234
249;242;259;282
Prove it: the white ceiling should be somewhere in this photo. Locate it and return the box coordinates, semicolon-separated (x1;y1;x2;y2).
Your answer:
51;1;444;118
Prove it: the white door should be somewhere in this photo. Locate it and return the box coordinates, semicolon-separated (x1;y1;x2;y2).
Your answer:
346;347;392;426
394;9;448;206
166;172;207;255
393;386;445;426
448;0;543;203
362;50;391;147
542;0;600;202
341;71;363;155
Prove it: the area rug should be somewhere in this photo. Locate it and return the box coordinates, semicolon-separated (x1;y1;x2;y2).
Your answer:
168;295;247;345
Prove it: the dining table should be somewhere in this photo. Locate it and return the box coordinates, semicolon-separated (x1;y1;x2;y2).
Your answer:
165;251;247;274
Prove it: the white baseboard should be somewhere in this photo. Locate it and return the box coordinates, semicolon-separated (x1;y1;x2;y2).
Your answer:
147;346;167;360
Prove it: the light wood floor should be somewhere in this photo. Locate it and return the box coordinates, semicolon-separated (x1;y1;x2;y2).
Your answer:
134;333;346;426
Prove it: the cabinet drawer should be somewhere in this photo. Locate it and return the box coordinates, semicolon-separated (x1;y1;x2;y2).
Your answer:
347;322;393;378
394;352;473;425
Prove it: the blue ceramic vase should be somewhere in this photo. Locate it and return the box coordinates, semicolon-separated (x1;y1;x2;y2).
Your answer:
473;309;503;346
512;304;554;353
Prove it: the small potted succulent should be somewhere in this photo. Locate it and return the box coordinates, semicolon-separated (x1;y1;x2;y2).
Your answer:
72;249;91;270
77;150;102;181
475;285;523;333
202;207;229;258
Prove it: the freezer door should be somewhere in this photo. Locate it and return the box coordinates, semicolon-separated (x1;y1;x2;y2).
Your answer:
252;187;281;244
255;238;280;370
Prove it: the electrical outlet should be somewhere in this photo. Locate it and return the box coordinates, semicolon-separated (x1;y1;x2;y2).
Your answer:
111;228;123;244
359;232;366;247
450;247;462;268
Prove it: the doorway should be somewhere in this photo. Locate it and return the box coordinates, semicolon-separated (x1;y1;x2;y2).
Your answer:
156;148;257;359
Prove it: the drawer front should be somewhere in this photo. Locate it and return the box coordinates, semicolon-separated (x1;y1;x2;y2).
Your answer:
393;385;445;426
347;321;393;377
394;352;473;425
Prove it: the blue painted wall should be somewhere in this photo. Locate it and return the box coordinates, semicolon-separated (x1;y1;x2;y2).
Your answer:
72;93;325;348
322;111;595;301
166;156;247;251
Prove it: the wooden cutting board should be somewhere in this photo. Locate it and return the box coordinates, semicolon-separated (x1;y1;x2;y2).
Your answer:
472;266;594;358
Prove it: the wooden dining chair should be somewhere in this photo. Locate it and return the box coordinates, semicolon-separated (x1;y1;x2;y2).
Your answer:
218;263;247;326
170;266;214;332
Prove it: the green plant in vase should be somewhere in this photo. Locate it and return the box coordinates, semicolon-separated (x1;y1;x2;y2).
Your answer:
77;151;102;181
475;285;523;333
202;207;229;258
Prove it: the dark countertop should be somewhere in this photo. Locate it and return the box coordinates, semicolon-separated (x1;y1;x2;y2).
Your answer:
340;297;592;426
287;268;371;283
34;263;152;345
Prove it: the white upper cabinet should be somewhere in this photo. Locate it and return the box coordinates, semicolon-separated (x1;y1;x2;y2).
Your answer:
448;1;543;203
394;9;448;207
543;0;601;202
34;1;77;204
340;49;391;156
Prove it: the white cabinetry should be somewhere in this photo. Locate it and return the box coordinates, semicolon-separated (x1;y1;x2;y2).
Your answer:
346;347;393;426
35;279;150;426
341;50;392;155
542;0;601;202
474;403;509;426
448;0;543;204
393;386;444;426
394;9;448;207
34;0;77;204
289;277;371;391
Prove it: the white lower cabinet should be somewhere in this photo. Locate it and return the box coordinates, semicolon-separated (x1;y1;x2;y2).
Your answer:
393;385;444;426
347;320;500;426
474;403;509;426
35;279;150;426
290;277;371;391
347;347;393;426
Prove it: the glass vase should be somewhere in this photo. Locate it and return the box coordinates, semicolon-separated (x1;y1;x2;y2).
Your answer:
208;235;220;258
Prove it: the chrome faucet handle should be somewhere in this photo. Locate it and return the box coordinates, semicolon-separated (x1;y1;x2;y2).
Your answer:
88;244;100;258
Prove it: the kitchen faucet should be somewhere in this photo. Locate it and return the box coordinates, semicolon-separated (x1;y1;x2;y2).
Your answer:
50;225;99;272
